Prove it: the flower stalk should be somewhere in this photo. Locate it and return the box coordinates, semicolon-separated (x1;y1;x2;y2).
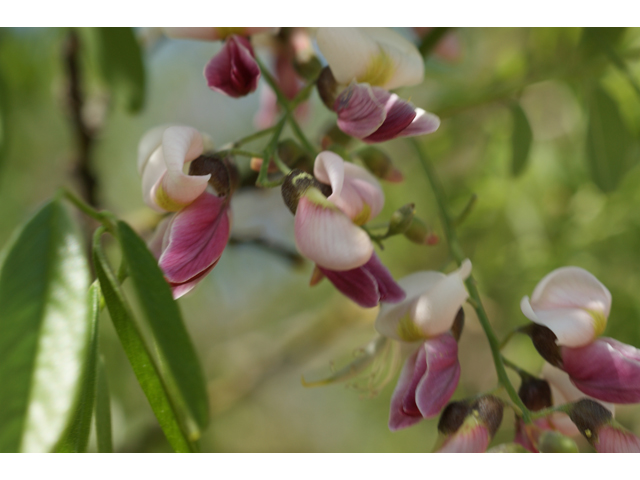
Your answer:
411;139;531;423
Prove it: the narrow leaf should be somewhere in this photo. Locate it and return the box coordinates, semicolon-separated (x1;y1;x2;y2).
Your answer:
54;282;101;452
117;221;209;436
92;231;194;453
586;85;638;193
95;355;113;453
84;27;146;113
510;103;533;176
0;200;90;452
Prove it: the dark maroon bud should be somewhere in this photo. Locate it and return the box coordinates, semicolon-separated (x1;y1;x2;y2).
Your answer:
518;376;552;412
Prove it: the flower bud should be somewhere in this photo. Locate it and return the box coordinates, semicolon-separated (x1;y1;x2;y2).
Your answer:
386;203;415;237
317;66;340;111
435;396;504;453
353;146;403;183
188;153;239;197
537;431;579;453
403;216;438;246
518;376;552;412
281;169;331;215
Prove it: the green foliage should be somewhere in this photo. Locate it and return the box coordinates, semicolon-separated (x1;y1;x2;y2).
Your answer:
82;27;146;113
54;282;101;452
116;220;209;435
95;356;113;453
92;230;197;453
580;27;626;58
585;85;638;192
510;103;533;176
0;199;90;452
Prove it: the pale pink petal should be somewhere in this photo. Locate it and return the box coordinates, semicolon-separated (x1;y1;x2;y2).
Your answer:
137;125;170;175
363;89;416;143
335;83;386;139
204;35;260;98
141;148;171;212
375;271;446;341
562;337;640;404
411;259;472;337
313;151;346;200
521;297;600;348
437;424;491;453
415;335;461;418
159;192;230;299
595;425;640;453
395;108;441;138
294;193;373;271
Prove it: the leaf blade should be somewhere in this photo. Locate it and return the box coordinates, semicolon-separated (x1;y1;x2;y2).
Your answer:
95;355;113;453
0;200;90;452
92;231;194;453
117;221;209;435
510;103;533;176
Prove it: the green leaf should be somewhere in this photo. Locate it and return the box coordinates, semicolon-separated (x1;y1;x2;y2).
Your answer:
95;355;113;453
83;27;146;113
54;281;101;452
0;200;90;452
92;230;195;453
0;69;9;175
586;85;638;193
580;27;626;58
510;103;533;176
116;221;209;436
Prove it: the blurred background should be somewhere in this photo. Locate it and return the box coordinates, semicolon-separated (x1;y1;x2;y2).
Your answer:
1;27;640;452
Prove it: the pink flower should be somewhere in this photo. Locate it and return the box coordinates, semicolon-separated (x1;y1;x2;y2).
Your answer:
139;125;233;298
334;83;440;143
282;152;403;307
204;35;260;98
375;262;472;430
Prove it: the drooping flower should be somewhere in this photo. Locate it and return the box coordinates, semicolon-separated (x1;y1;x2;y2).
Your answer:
316;28;424;90
204;35;261;98
568;398;640;453
523;267;640;404
434;396;504;453
375;261;472;430
334;82;440;143
138;126;233;298
281;152;403;307
520;266;611;348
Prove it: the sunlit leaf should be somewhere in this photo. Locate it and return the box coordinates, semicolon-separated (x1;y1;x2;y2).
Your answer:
510;103;533;176
117;221;209;436
54;281;101;452
92;231;195;453
83;27;146;113
586;85;638;193
0;200;90;452
95;355;113;453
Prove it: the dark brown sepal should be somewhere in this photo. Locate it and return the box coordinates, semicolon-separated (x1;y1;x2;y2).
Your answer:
450;307;465;342
522;323;563;368
438;400;471;435
316;66;340;111
568;398;613;445
189;153;239;197
281;169;330;215
518;376;552;412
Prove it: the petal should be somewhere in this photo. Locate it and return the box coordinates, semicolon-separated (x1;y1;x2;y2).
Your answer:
541;362;614;437
362;89;417;143
313;151;346;201
437;422;491;453
204;35;260;98
334;83;386;139
363;253;405;304
395;108;441;138
389;346;424;431
415;334;461;418
294;191;373;271
316;28;423;90
530;266;611;316
319;260;380;308
158;192;230;298
594;425;640;453
375;271;448;341
137;125;170;175
147;216;172;260
521;297;601;348
562;337;640;404
411;259;472;337
154;126;210;212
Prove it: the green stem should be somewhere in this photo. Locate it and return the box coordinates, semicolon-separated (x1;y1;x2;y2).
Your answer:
530;403;572;420
256;116;287;188
502;355;535;380
233;126;277;147
61;188;116;233
411;139;531;423
217;148;263;159
287;112;317;156
453;194;478;227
